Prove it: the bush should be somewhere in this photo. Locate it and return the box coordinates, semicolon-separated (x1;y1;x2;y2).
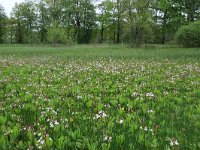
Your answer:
47;23;74;46
175;21;200;47
47;25;65;46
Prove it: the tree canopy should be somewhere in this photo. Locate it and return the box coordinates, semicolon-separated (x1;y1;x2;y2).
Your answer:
0;0;199;47
0;4;7;43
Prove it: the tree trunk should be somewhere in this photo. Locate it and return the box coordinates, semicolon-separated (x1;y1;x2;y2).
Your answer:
11;24;13;44
162;11;167;44
18;21;22;44
113;31;116;43
100;22;104;43
116;0;121;43
76;18;81;43
117;20;120;43
0;20;3;43
29;21;32;44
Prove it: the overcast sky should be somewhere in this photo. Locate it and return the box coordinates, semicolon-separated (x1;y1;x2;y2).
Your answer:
0;0;25;16
0;0;102;17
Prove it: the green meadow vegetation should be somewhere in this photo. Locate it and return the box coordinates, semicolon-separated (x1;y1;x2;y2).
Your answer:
1;44;200;59
0;45;200;149
0;0;200;149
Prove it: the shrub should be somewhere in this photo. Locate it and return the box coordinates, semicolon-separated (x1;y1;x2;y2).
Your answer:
47;25;66;46
175;21;200;47
47;23;74;46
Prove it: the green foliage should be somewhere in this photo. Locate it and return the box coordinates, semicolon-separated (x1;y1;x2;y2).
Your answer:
0;46;200;149
123;0;153;47
21;104;36;126
47;25;64;45
0;116;7;125
10;1;37;44
175;21;200;47
97;0;115;43
123;21;153;47
1;0;200;45
47;24;74;46
0;4;7;43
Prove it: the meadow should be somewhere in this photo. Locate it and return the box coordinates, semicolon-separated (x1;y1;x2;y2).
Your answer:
0;45;200;149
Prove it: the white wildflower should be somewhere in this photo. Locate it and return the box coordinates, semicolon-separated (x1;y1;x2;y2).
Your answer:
174;140;179;145
77;95;82;100
147;110;153;113
131;92;139;97
38;137;44;145
144;127;148;131
146;92;155;97
119;119;124;124
50;122;54;128
104;135;112;142
94;114;101;119
40;140;44;145
102;112;107;117
54;120;59;125
94;110;108;119
170;138;179;146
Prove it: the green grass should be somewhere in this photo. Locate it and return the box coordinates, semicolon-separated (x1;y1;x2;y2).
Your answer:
0;45;200;149
0;44;200;60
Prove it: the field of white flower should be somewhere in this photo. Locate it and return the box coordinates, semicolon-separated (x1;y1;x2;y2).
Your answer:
0;45;200;149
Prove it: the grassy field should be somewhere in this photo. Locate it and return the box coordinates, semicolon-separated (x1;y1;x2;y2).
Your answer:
0;45;200;149
1;44;200;60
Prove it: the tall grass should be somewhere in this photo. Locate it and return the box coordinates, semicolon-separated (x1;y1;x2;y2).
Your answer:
0;44;200;60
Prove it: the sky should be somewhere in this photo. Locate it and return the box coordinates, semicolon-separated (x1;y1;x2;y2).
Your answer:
0;0;102;17
0;0;25;17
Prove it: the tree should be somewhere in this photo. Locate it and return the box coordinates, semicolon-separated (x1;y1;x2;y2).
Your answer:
80;0;96;43
37;0;50;43
97;0;124;44
21;0;37;44
45;0;62;23
175;21;200;47
97;0;114;43
123;0;154;47
1;0;200;46
11;1;38;44
150;0;199;44
0;4;7;43
11;3;25;43
183;0;200;22
6;18;16;44
47;22;66;46
115;0;124;43
66;0;96;44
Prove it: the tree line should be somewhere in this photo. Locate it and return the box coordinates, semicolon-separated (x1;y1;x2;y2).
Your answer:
0;0;199;47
